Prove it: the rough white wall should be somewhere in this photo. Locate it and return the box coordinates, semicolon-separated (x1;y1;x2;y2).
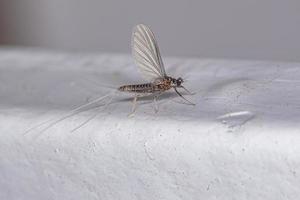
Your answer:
0;48;300;200
1;0;300;61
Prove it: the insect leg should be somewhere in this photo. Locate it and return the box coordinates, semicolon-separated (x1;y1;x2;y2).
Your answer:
153;95;159;113
174;87;195;105
128;95;138;117
153;92;163;113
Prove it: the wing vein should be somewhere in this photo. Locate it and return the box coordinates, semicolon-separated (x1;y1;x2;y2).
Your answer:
132;24;167;81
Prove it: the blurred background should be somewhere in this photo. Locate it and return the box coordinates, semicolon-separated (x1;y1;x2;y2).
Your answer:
0;0;299;61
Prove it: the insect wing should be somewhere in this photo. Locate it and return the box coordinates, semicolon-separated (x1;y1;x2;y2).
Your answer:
132;24;167;81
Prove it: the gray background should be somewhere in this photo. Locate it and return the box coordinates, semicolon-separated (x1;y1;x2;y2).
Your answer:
0;0;300;61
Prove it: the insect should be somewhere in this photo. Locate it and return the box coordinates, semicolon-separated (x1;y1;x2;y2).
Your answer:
118;24;194;114
24;24;194;136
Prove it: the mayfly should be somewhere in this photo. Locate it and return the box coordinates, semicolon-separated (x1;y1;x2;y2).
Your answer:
118;24;194;114
24;24;194;136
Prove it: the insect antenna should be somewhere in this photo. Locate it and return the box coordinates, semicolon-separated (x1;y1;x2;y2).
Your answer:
181;75;190;82
174;87;195;105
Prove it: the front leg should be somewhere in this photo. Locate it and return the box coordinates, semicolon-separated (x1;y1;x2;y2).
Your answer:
174;87;195;105
179;86;195;95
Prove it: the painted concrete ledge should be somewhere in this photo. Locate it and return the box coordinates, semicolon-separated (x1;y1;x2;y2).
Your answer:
0;48;300;200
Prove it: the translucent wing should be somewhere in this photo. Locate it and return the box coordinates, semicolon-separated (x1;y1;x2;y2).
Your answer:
132;24;166;81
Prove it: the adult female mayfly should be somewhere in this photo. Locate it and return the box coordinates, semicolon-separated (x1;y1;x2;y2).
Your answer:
119;24;194;114
24;24;194;135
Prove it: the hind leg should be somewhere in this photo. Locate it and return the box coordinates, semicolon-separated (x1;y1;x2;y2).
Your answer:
153;96;159;113
153;92;164;113
128;95;138;117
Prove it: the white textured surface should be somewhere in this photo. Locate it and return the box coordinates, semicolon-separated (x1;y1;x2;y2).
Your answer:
0;48;300;200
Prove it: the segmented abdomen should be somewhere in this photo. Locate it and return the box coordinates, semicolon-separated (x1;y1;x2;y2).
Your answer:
118;83;155;93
